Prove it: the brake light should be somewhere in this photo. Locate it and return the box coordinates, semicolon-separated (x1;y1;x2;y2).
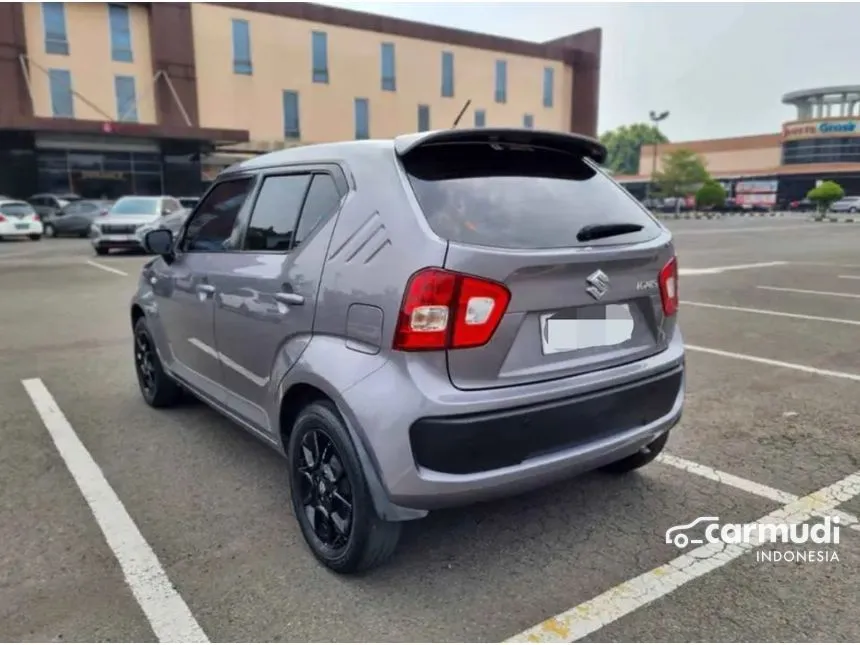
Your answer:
99;210;109;216
0;215;5;222
658;256;679;316
32;214;40;221
393;267;511;351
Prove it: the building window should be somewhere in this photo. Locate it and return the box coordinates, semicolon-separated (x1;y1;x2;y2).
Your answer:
474;109;486;127
312;31;329;84
108;4;133;62
232;19;252;75
523;114;534;129
782;137;860;165
354;98;369;140
49;69;74;118
417;104;430;132
283;90;300;139
42;3;69;56
381;42;396;92
495;60;507;104
543;67;554;108
114;75;138;122
441;51;454;98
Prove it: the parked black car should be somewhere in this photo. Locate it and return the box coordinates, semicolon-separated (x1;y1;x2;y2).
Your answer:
42;199;114;238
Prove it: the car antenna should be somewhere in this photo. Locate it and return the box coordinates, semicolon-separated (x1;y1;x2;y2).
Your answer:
451;99;472;128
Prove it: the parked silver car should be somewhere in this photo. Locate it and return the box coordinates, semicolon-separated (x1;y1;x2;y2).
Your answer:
90;195;183;255
829;196;860;213
131;128;685;574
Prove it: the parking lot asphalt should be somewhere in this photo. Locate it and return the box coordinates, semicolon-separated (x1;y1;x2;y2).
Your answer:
2;219;860;642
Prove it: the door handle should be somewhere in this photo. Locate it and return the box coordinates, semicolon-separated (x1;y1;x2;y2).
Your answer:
274;292;304;306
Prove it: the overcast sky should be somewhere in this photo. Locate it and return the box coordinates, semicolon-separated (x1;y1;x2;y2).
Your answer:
319;2;860;143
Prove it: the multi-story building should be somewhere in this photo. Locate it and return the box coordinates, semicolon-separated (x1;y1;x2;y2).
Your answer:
0;2;602;199
618;85;860;207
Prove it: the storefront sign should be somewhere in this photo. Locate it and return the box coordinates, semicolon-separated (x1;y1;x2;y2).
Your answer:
782;119;860;139
736;180;778;194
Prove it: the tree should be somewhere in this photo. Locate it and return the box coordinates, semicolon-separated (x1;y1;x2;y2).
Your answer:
653;149;710;200
599;123;669;175
807;181;844;212
695;179;727;209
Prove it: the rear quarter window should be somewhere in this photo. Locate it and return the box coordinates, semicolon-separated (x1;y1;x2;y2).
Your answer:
0;202;36;217
403;143;660;249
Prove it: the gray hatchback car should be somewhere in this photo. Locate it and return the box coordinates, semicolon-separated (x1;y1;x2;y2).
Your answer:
131;128;685;574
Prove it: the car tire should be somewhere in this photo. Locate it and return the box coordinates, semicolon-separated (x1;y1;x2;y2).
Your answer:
288;400;401;574
28;234;42;241
600;430;670;474
95;247;109;256
133;316;182;408
44;224;55;237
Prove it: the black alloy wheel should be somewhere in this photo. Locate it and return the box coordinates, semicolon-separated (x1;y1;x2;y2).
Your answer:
288;401;401;574
135;327;157;400
297;428;354;553
132;317;182;408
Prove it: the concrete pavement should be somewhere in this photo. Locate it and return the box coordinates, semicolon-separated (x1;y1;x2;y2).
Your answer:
1;220;859;642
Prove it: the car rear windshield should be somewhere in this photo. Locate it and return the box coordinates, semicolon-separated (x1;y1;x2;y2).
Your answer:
403;142;659;249
0;202;35;216
110;198;159;216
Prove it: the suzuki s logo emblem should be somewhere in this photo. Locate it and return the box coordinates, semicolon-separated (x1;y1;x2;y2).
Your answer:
586;270;610;301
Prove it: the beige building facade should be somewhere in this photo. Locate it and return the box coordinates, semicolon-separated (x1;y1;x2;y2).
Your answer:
0;2;602;198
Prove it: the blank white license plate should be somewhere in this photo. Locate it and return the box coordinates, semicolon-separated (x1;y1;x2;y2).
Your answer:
540;304;635;355
14;223;29;230
103;234;134;241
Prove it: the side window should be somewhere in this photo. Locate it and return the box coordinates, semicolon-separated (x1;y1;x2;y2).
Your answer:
294;174;343;248
63;203;80;215
182;179;253;252
243;174;311;252
79;203;97;214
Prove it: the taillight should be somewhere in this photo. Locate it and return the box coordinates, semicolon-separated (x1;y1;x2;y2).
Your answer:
658;256;679;316
33;214;40;221
99;210;109;216
393;267;511;351
0;215;5;222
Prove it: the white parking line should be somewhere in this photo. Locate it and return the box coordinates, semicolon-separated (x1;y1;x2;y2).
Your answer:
86;259;129;276
682;300;860;327
657;454;796;504
684;344;860;382
658;454;860;531
21;378;208;643
679;261;787;276
757;285;860;299
839;275;860;280
506;467;860;643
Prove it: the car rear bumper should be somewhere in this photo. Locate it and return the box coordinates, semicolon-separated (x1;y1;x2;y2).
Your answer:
0;221;43;236
409;365;682;476
343;329;685;512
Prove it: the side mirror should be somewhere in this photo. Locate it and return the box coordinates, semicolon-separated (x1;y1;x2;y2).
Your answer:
144;229;175;258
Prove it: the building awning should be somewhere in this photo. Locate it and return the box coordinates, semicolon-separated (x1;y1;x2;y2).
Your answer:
3;115;249;146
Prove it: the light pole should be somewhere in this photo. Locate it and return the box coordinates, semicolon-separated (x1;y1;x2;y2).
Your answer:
646;110;670;204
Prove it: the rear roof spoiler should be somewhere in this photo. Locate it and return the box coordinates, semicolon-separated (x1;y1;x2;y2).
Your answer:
393;128;607;165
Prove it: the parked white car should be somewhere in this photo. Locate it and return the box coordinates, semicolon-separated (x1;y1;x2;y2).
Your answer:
0;199;44;241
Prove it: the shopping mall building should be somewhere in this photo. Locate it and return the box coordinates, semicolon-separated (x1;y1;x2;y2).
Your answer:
616;85;860;208
0;2;601;199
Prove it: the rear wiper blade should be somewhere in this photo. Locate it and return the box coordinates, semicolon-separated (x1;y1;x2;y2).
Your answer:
576;222;644;242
